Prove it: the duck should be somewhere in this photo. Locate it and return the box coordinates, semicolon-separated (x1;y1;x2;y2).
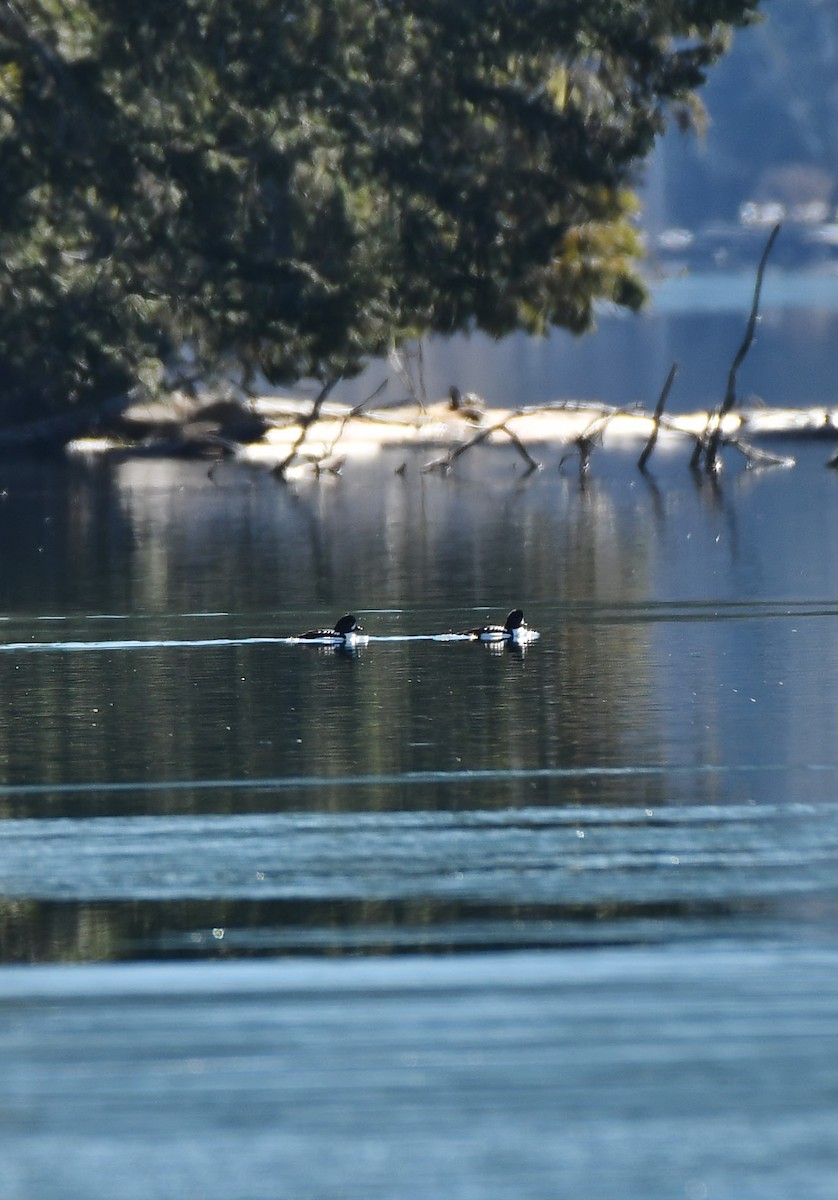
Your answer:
296;614;364;645
448;385;485;423
465;608;537;643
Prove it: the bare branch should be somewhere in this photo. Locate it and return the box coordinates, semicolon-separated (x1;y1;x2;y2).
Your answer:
315;383;391;463
638;362;678;471
499;423;540;473
728;438;794;469
704;223;780;470
389;343;427;409
422;422;502;473
273;376;340;479
422;413;541;474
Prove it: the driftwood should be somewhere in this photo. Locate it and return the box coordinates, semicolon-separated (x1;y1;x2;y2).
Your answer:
13;384;827;477
0;223;825;479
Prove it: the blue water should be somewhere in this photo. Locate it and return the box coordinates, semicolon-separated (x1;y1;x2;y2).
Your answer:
2;946;837;1200
2;287;838;1197
339;266;838;415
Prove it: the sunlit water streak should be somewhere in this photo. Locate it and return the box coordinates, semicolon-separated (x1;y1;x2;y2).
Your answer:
0;761;836;798
4;803;838;906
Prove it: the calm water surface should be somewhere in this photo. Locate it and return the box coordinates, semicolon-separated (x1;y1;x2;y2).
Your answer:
2;288;838;1198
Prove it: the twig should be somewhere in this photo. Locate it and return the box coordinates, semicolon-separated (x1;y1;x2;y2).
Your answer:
389;342;427;409
638;362;678;471
362;379;389;408
315;382;390;464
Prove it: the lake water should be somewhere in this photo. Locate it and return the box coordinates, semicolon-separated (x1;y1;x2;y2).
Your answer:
2;272;838;1199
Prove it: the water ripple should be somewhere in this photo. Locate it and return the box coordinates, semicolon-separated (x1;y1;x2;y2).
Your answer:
2;803;838;905
0;598;836;653
0;761;835;798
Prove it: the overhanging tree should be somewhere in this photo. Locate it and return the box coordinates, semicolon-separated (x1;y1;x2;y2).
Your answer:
0;0;761;422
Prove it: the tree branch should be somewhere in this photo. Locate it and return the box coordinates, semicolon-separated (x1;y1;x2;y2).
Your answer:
638;362;678;471
704;223;780;471
422;413;541;474
273;377;340;479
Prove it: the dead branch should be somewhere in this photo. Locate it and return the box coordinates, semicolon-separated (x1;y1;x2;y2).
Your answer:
313;383;391;464
638;362;678;471
519;399;630;420
727;438;795;469
500;423;540;473
389;343;428;409
422;414;541;474
557;406;633;481
273;376;340;479
576;436;594;481
689;429;705;471
703;223;780;472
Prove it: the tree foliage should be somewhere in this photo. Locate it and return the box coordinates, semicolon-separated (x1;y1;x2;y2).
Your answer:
0;0;761;420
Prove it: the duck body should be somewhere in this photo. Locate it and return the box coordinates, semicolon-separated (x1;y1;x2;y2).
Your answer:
448;385;485;423
466;609;538;644
296;614;365;645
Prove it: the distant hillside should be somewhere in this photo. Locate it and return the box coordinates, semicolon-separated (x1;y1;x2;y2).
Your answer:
648;0;838;232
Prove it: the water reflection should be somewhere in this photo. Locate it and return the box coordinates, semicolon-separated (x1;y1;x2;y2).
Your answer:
337;271;838;414
0;457;835;961
3;293;838;962
6;292;838;1200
